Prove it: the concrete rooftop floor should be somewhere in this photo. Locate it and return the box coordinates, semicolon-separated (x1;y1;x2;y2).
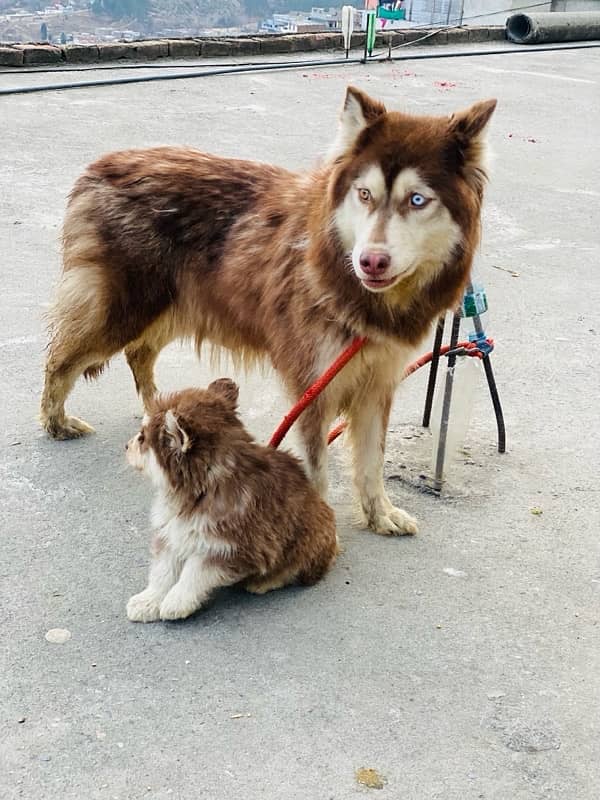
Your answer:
1;43;599;800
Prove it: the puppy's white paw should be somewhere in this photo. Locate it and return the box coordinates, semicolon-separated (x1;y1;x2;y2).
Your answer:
370;507;419;536
126;591;161;623
159;590;198;621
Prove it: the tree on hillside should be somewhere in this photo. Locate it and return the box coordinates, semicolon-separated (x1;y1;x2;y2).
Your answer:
244;0;269;16
91;0;151;21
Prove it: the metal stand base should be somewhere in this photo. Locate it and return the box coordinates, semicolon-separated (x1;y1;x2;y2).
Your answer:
422;311;506;493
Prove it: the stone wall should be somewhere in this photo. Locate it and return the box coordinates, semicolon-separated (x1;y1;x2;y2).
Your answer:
0;27;507;66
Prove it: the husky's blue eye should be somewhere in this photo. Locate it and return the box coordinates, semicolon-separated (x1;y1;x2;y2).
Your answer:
410;193;429;208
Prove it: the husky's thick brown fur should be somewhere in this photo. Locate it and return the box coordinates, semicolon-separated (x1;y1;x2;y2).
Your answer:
41;86;496;535
125;380;338;622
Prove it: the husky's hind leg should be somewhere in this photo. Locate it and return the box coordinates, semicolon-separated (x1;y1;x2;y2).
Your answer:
40;267;117;439
40;349;103;439
124;313;177;411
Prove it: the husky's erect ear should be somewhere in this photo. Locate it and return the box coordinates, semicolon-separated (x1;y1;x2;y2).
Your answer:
164;409;192;454
208;378;239;408
329;86;387;158
448;99;497;195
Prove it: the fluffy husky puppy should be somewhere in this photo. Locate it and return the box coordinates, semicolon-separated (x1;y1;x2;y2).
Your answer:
125;379;338;622
41;86;496;535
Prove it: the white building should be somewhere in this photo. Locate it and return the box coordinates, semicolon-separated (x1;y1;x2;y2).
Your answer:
260;6;341;34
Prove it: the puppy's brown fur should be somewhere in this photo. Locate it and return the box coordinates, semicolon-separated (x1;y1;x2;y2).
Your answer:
125;379;338;621
41;86;496;535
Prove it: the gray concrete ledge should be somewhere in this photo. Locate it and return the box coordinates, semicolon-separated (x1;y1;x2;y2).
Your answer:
0;27;506;66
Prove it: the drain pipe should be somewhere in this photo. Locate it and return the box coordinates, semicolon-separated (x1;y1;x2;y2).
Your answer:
506;11;600;44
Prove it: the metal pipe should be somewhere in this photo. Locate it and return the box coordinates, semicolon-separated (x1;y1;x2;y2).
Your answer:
506;11;600;44
471;299;506;454
422;316;445;428
433;313;461;493
482;355;506;453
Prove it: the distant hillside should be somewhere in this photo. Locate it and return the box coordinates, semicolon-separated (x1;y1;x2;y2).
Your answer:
245;0;327;13
1;0;330;22
0;0;338;42
89;0;246;25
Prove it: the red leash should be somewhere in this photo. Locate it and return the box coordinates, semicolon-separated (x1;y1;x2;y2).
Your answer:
269;335;493;448
268;336;368;448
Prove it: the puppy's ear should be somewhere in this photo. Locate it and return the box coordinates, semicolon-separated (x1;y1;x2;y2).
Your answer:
329;86;386;159
164;409;192;454
447;99;497;195
208;378;239;408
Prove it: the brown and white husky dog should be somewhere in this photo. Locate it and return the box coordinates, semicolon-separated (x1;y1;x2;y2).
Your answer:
40;86;496;535
125;380;338;622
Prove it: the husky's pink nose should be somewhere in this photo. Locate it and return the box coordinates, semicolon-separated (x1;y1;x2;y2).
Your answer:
359;251;391;275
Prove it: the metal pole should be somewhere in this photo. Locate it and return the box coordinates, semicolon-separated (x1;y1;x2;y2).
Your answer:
366;10;377;57
433;312;461;492
471;307;506;454
482;356;506;453
422;315;445;427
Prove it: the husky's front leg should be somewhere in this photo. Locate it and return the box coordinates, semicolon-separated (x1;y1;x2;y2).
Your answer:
348;387;418;536
297;398;335;499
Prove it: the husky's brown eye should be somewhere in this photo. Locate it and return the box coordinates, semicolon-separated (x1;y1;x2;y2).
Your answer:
357;187;372;204
138;431;145;444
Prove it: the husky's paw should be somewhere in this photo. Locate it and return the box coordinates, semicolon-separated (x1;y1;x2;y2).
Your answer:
42;415;95;440
369;507;419;536
126;591;161;623
159;589;199;621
